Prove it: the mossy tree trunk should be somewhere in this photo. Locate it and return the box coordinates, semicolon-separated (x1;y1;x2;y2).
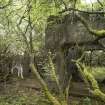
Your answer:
74;55;105;103
29;53;68;105
76;14;105;38
30;64;61;105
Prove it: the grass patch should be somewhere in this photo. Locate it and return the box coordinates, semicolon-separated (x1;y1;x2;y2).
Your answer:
85;66;105;82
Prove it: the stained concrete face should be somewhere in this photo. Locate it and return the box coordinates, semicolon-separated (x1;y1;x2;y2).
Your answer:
45;13;105;51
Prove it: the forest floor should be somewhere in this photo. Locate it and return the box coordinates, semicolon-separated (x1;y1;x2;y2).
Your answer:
0;77;105;105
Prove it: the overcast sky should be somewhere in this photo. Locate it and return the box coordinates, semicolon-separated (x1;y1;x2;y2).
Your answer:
82;0;97;4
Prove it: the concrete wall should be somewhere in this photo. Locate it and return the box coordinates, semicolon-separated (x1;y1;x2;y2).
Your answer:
45;13;105;84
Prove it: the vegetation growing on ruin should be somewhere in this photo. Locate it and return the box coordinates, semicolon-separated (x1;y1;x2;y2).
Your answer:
0;0;105;105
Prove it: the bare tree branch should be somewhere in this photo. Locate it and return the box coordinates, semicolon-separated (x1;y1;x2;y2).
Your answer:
59;7;105;14
60;0;68;10
0;0;12;9
97;0;103;8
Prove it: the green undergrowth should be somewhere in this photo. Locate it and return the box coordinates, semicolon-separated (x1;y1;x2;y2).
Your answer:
0;87;104;105
0;91;51;105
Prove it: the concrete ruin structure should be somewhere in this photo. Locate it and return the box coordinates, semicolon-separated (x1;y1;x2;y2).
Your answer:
45;12;105;83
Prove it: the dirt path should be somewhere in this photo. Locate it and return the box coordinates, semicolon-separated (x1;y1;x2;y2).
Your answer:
1;78;105;97
0;78;105;105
